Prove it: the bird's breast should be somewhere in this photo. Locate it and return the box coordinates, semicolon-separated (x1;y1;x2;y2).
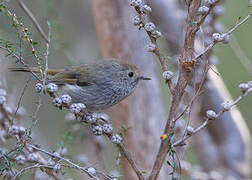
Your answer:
62;83;134;111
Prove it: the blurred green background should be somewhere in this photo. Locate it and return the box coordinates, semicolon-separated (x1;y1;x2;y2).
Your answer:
217;0;252;129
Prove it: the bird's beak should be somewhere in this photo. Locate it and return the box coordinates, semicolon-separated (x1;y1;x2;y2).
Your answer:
139;76;151;80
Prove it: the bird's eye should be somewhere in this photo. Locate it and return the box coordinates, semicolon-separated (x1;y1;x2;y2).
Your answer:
128;71;134;77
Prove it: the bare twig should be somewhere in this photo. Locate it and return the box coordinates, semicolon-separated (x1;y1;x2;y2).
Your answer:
29;22;51;131
117;144;145;180
29;96;42;131
193;0;221;33
196;12;252;60
181;60;210;138
172;87;252;147
11;164;54;180
16;0;49;43
226;12;252;35
29;145;101;179
0;46;41;81
42;22;51;88
11;78;30;125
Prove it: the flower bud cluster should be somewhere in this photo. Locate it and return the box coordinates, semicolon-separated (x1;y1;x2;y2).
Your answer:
102;123;113;134
8;125;26;135
205;0;217;5
92;125;103;136
70;103;86;114
61;94;72;104
140;5;152;13
239;81;252;93
129;0;142;7
206;110;217;119
198;6;209;15
51;92;87;116
87;167;96;176
162;71;174;80
54;164;61;173
144;22;156;32
0;95;6;105
129;1;161;38
35;83;43;93
15;154;26;164
146;43;156;52
212;33;230;44
151;30;162;38
46;83;58;93
221;102;231;111
133;15;141;25
111;134;123;144
53;97;62;107
85;112;99;123
186;126;195;135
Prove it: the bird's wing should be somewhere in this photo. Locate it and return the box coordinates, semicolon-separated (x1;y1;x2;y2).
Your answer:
49;65;96;86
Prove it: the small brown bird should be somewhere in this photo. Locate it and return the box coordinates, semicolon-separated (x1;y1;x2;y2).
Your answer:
9;59;151;111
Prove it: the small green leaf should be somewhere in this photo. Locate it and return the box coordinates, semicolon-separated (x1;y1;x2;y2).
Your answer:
2;174;7;180
169;172;174;175
173;162;178;169
168;132;174;140
140;170;148;174
166;160;171;166
47;21;51;27
32;41;38;45
40;167;45;172
121;125;131;132
164;56;172;60
190;21;198;26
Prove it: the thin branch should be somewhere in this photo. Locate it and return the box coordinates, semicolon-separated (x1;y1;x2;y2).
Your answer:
39;90;145;179
226;12;252;35
11;164;54;180
0;45;41;82
195;42;216;60
181;60;210;138
196;12;252;60
11;78;30;125
193;0;221;33
16;0;49;43
134;7;174;93
29;22;51;131
172;88;252;147
29;96;42;131
117;144;145;180
29;145;101;180
0;146;21;160
42;22;51;88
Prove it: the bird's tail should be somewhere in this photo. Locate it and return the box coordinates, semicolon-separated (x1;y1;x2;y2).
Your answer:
8;67;41;73
9;67;64;76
